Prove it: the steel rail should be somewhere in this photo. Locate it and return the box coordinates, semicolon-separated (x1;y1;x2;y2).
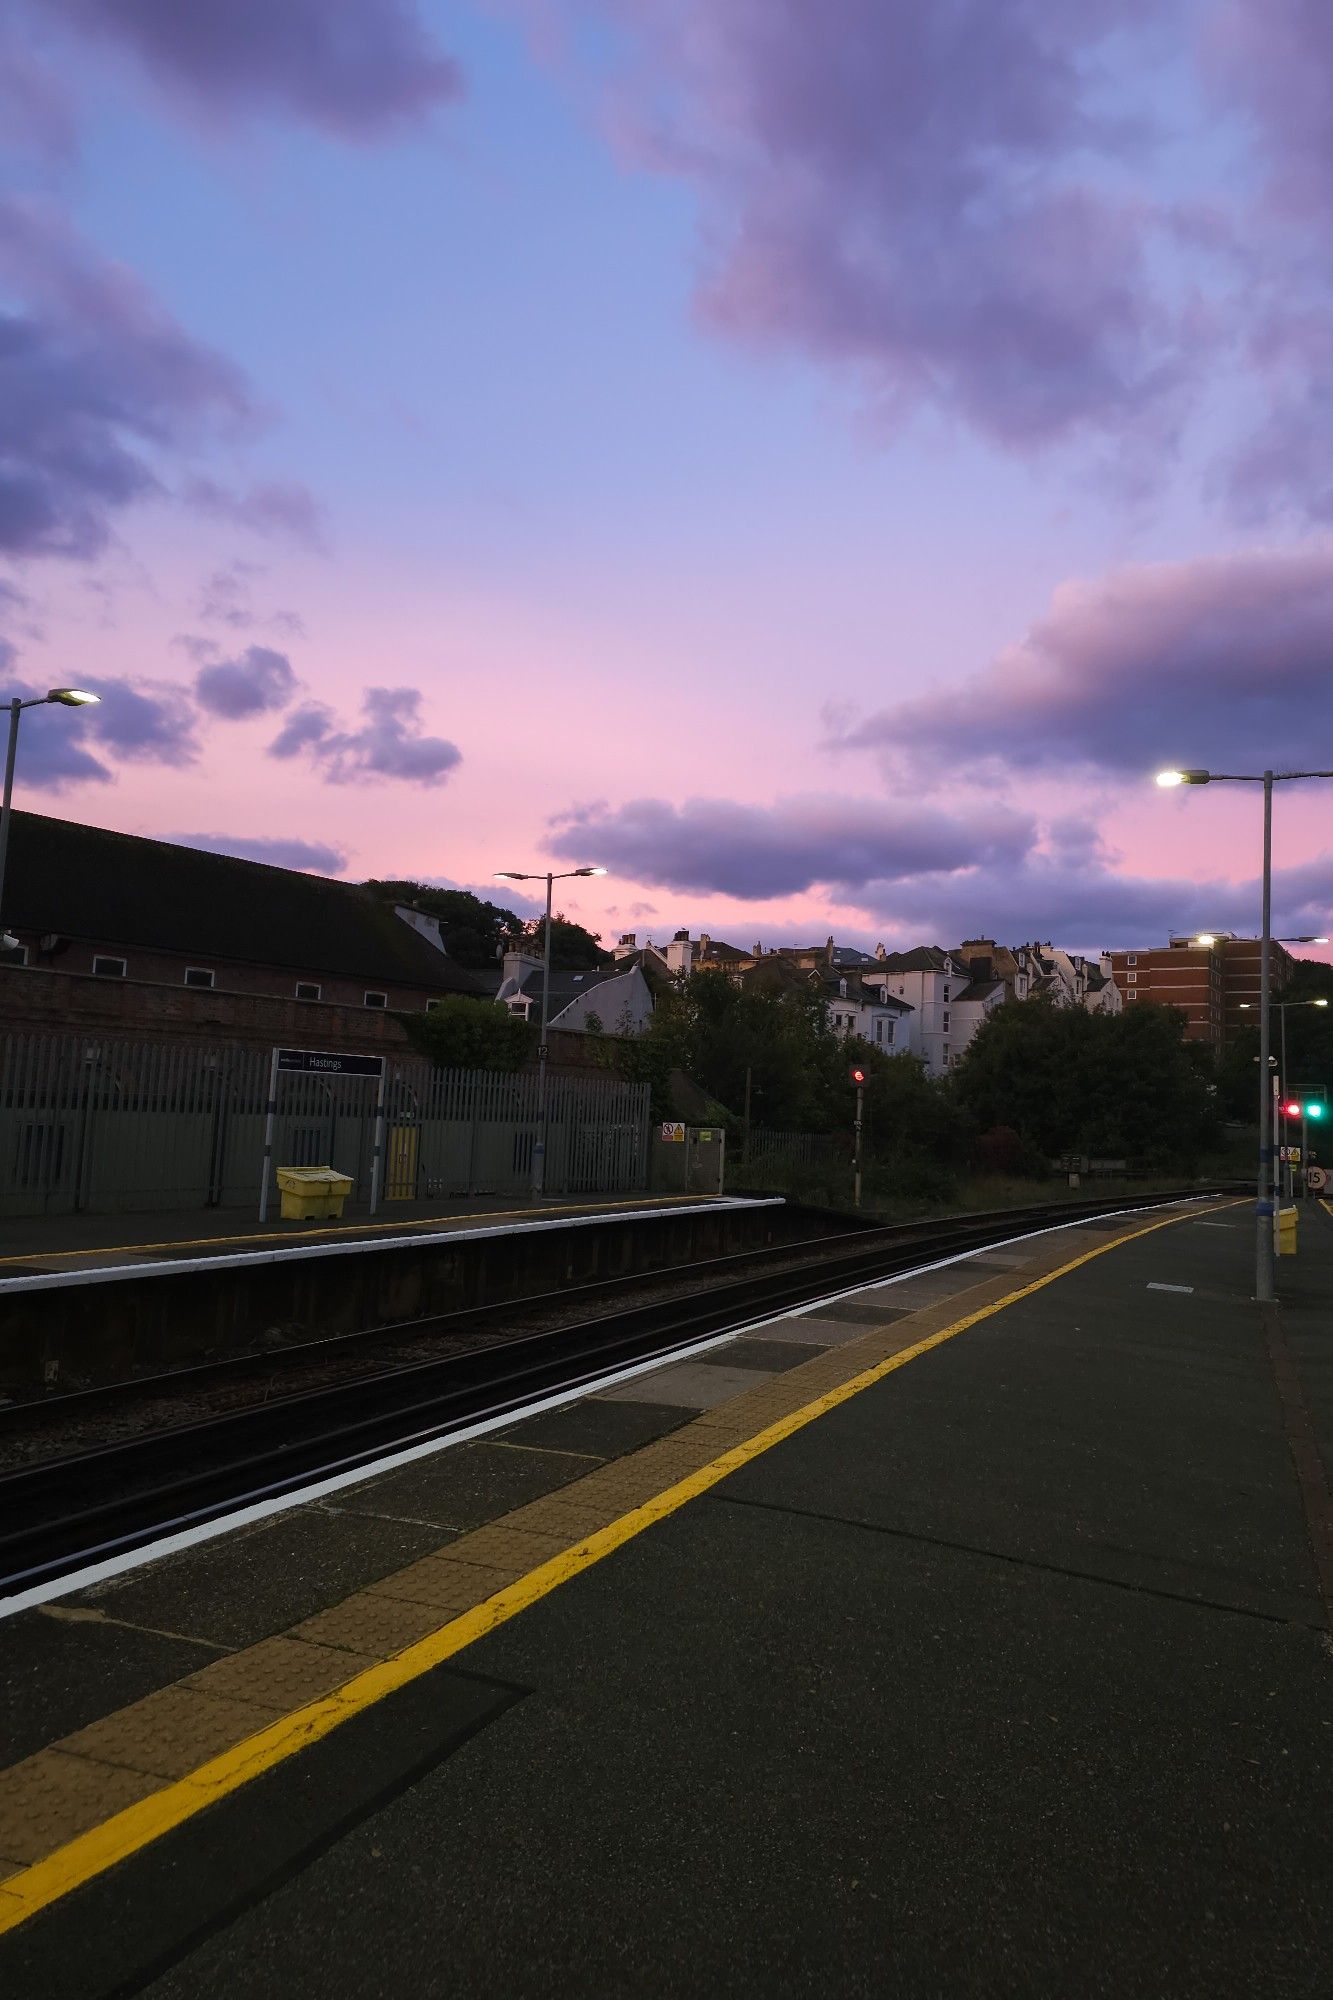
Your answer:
0;1187;1234;1595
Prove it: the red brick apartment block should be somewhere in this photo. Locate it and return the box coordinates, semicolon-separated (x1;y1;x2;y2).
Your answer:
1106;933;1294;1054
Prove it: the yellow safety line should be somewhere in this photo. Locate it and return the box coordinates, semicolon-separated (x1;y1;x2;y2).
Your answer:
0;1195;713;1269
0;1206;1192;1935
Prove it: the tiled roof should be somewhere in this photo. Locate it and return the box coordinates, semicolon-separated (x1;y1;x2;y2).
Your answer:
873;947;952;973
5;811;485;992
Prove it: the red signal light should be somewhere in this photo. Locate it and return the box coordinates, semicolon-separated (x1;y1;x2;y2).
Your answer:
1283;1100;1303;1118
849;1066;867;1085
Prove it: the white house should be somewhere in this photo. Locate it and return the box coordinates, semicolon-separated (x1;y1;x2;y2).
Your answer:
863;947;1007;1077
495;949;654;1036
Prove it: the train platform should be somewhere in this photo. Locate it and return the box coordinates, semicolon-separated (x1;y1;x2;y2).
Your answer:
0;1191;758;1281
1;1195;1329;1996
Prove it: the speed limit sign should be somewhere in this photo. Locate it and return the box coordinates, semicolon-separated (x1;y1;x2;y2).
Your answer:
1307;1164;1327;1192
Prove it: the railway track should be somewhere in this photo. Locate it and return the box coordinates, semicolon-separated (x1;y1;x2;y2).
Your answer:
0;1187;1236;1599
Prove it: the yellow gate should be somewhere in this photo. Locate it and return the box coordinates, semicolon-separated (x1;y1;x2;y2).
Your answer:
386;1124;419;1200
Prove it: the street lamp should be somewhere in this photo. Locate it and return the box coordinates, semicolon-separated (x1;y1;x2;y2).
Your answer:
494;863;607;1198
1240;999;1330;1196
0;688;100;952
1155;762;1333;1301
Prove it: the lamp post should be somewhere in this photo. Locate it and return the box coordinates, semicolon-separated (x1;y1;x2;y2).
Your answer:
494;863;607;1198
1240;999;1329;1196
1156;764;1333;1302
0;689;100;950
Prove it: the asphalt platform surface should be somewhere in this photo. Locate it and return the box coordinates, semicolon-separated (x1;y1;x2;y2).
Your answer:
5;1199;1331;1997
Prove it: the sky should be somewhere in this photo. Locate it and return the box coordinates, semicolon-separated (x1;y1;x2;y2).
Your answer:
2;0;1333;956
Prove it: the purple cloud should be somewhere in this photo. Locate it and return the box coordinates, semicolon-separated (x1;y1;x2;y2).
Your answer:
169;831;348;874
579;2;1182;454
2;673;198;789
0;196;252;559
194;644;298;719
834;546;1333;780
548;795;1037;899
268;686;461;785
39;0;462;140
856;850;1333;957
185;475;326;548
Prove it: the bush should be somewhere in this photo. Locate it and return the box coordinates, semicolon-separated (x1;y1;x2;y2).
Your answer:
400;997;535;1072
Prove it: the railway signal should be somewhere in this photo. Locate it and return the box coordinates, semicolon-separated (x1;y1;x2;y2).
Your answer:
849;1065;866;1209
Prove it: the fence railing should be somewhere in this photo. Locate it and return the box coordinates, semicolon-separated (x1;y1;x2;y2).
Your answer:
0;1033;650;1217
743;1129;837;1174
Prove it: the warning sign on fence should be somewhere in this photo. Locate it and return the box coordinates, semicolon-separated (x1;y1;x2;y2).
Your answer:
660;1122;686;1143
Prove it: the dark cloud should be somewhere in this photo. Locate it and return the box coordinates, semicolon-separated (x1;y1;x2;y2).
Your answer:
197;561;257;628
834;546;1333;780
83;675;200;764
40;0;462;139
3;674;198;788
168;831;348;874
548;794;1037;899
268;686;461;785
580;2;1181;454
858;850;1333;957
0;31;77;162
0;196;252;559
194;644;297;719
185;475;326;548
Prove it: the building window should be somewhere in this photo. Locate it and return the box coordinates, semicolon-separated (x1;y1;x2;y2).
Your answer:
1127;972;1137;983
1127;953;1137;966
942;1011;950;1032
942;1043;950;1060
2;943;27;966
942;985;950;1002
364;990;388;1009
295;981;321;1001
92;956;126;978
183;967;214;989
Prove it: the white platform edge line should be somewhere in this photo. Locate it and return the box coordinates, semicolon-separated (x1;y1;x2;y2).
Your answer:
0;1198;784;1296
0;1194;1216;1620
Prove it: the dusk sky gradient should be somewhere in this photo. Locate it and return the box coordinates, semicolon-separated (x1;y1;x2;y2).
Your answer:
2;1;1332;955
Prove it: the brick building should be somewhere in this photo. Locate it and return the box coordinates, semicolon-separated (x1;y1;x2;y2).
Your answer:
1105;933;1294;1054
0;811;486;1019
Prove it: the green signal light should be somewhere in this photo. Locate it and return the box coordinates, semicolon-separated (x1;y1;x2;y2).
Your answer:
1306;1101;1326;1120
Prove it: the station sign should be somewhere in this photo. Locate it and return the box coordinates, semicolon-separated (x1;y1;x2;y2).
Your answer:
276;1047;385;1078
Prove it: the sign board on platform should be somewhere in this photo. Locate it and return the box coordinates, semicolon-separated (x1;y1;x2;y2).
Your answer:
660;1122;686;1143
276;1047;385;1078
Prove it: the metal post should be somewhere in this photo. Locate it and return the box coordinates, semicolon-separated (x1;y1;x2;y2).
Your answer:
1301;1105;1309;1198
853;1082;864;1210
1280;1005;1292;1200
258;1046;279;1221
742;1064;752;1169
532;871;553;1199
0;698;22;937
1257;771;1275;1302
368;1063;387;1216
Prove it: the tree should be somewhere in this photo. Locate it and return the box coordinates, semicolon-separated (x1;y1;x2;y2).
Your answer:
953;999;1220;1168
363;880;526;968
524;913;608;971
400;997;534;1072
605;965;966;1163
1217;956;1333;1120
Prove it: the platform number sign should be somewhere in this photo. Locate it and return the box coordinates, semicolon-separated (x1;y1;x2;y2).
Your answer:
1307;1164;1327;1192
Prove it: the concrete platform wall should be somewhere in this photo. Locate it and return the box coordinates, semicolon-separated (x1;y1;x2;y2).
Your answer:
0;1200;822;1394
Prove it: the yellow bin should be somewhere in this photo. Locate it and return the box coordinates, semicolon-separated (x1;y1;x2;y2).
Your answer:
1276;1204;1298;1257
276;1166;353;1222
